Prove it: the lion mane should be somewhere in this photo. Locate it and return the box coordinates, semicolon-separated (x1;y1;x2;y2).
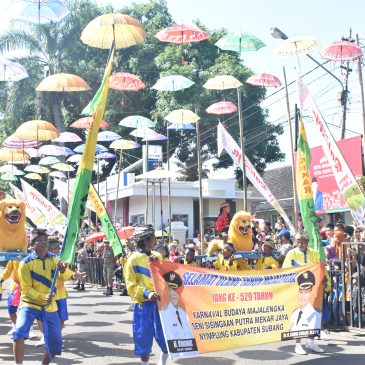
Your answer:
0;199;28;252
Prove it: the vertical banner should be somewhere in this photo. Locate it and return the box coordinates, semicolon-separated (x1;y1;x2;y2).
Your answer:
297;76;365;226
88;184;124;256
151;261;324;359
20;179;67;227
60;48;114;264
9;183;46;226
296;118;325;260
217;122;295;232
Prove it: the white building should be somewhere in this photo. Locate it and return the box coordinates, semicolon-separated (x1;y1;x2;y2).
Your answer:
97;173;259;238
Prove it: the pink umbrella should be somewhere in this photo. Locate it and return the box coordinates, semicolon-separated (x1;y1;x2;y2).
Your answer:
206;101;238;115
155;24;209;44
24;148;39;158
52;132;82;143
245;73;282;88
3;134;41;148
320;40;363;62
109;72;145;91
38;145;71;156
70;117;109;129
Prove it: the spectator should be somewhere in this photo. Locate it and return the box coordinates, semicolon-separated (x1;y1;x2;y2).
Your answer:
352;227;363;243
73;242;88;292
213;243;251;271
254;232;266;252
183;248;197;266
254;239;279;270
102;240;116;296
263;220;274;236
317;217;327;240
215;202;232;234
297;213;304;230
274;216;286;233
168;241;180;263
276;230;293;266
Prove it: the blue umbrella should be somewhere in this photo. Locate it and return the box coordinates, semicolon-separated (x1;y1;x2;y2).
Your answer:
10;0;70;25
167;123;196;130
97;131;121;142
95;152;116;160
74;144;108;154
152;75;195;91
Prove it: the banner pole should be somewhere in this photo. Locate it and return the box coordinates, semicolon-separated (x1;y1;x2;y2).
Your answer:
196;117;204;255
113;150;123;227
283;66;298;228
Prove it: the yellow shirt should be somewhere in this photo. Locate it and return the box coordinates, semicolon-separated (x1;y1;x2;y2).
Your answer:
18;252;73;312
183;259;197;267
124;249;162;304
0;260;20;291
282;248;320;268
214;253;251;271
254;255;279;270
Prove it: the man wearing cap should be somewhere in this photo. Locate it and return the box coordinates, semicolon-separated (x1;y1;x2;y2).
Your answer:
276;230;293;266
215;202;232;234
160;271;196;342
213;243;251;271
290;270;323;354
254;239;279;270
102;239;116;296
13;228;85;365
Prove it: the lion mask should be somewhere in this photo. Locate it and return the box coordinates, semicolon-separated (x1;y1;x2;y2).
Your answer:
0;199;27;252
228;211;253;251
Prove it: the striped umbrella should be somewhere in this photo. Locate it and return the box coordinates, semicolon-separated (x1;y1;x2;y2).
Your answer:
3;134;41;148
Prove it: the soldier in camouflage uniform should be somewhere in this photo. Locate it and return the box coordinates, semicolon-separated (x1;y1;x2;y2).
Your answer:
102;240;116;296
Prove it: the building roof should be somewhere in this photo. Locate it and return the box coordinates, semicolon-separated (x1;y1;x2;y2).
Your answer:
251;165;294;212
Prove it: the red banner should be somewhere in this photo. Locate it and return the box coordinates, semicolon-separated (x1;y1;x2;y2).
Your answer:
309;136;363;213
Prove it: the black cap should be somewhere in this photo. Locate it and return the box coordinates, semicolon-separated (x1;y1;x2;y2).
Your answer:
163;271;183;289
297;270;315;289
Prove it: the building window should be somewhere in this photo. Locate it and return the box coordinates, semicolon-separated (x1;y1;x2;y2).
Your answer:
172;214;188;227
131;214;145;225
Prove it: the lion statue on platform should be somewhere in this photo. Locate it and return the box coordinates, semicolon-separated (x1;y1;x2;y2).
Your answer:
228;211;253;251
0;200;27;252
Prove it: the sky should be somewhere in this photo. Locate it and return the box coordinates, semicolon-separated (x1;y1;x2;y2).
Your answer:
0;0;364;176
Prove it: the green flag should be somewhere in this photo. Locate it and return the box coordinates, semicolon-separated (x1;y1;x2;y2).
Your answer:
296;118;325;261
60;48;114;264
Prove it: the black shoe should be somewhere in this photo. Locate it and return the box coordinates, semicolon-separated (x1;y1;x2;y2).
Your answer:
73;284;80;290
106;290;113;296
103;287;110;295
78;285;85;291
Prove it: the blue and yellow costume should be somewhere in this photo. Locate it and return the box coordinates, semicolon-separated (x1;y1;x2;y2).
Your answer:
254;255;279;270
214;253;251;271
183;258;197;267
13;252;73;355
0;260;21;314
282;247;320;268
124;249;167;357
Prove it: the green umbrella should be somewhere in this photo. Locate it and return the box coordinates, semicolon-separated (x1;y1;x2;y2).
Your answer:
215;32;265;53
39;156;60;166
1;173;18;182
152;75;194;91
12;169;25;176
119;115;155;129
24;165;50;174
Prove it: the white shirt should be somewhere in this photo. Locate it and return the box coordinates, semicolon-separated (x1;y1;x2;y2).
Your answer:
290;303;322;331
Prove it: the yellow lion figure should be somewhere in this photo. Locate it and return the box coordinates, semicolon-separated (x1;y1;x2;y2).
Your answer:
228;211;253;251
0;200;28;252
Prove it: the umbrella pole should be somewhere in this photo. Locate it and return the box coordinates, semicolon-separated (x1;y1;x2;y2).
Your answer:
145;141;149;224
167;127;171;244
95;159;100;229
196;118;204;255
237;87;248;211
152;182;156;228
283;66;298;226
113;150;123;227
159;179;164;244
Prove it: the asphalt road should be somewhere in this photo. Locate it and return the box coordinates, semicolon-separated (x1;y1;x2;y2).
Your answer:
1;281;365;364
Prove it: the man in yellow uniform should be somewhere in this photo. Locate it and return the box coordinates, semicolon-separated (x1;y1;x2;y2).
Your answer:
282;231;323;355
124;225;168;365
254;239;279;270
13;228;84;365
214;242;251;271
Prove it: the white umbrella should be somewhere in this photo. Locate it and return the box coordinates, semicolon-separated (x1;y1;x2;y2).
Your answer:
0;56;29;82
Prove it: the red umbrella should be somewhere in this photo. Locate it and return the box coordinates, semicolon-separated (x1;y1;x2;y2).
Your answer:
70;117;109;129
206;101;237;115
117;226;135;240
85;231;106;243
155;24;209;44
3;134;42;148
109;72;145;91
245;73;282;88
320;40;363;62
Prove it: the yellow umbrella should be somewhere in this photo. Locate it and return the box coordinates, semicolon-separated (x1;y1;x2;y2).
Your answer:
51;163;75;172
275;36;320;57
203;75;242;90
36;73;91;92
24;172;42;181
14;120;59;141
164;109;200;124
80;13;147;49
0;148;30;164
